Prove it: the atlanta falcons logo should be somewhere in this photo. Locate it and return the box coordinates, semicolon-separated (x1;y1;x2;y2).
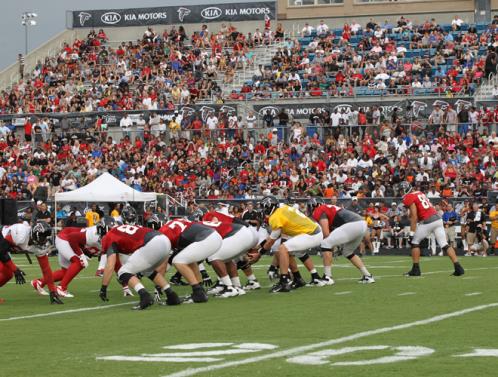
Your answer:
78;12;91;26
177;7;191;22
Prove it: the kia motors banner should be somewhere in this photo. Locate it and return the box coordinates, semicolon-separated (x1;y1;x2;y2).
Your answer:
72;2;276;28
253;98;474;120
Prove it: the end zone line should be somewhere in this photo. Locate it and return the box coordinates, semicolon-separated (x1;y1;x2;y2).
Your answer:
0;302;135;321
163;302;498;377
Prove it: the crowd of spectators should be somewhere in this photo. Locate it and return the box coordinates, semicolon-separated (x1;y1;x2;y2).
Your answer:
231;15;498;99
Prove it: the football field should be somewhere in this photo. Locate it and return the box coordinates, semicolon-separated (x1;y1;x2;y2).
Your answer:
1;255;498;377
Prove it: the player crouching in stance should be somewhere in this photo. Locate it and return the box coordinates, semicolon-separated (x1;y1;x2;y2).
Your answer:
401;182;465;277
308;198;374;284
31;224;101;298
0;221;63;304
254;196;324;293
158;218;222;303
99;221;180;310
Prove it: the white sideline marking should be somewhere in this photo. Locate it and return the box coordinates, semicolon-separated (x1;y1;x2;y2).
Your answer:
164;343;233;350
464;292;482;297
334;291;352;296
0;302;135;321
162;302;498;377
398;292;416;296
455;348;498;357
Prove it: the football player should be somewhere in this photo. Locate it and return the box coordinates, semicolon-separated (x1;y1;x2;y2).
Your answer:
401;182;465;276
99;223;180;310
0;221;63;304
308;198;375;284
31;223;101;298
158;218;222;303
201;206;261;291
254;196;324;293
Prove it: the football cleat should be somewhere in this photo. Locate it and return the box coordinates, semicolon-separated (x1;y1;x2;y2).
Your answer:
243;280;261;290
405;267;421;277
95;269;104;277
358;275;376;284
31;279;49;296
321;276;335;286
235;286;246;296
49;291;64;305
170;274;188;286
122;286;134;297
216;286;239;298
452;264;465;276
56;286;74;298
270;281;292;293
192;288;209;303
133;290;153;310
207;281;225;295
307;278;326;287
291;277;306;289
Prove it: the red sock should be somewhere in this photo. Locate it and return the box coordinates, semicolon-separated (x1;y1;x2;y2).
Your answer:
40;268;67;287
0;262;14;287
60;258;83;291
37;255;56;292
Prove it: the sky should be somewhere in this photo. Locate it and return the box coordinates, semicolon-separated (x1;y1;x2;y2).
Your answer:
0;0;258;70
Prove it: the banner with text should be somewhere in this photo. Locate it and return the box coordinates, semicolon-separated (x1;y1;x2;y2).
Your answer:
72;2;276;28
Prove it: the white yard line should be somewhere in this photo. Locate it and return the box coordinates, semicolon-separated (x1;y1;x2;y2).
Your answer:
162;302;498;377
334;291;352;296
397;292;417;296
464;292;483;297
0;302;135;321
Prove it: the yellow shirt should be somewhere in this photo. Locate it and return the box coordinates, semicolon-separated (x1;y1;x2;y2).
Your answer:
490;209;498;229
85;211;100;226
110;209;120;218
269;205;318;237
365;215;373;227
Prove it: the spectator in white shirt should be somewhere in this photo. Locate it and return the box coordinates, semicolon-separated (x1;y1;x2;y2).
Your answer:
350;21;362;34
301;23;314;37
120;114;133;139
316;20;329;38
206;113;219;139
451;15;464;30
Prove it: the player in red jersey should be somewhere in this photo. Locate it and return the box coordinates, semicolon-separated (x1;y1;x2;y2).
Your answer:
31;225;101;298
99;222;180;310
0;222;62;304
157;218;222;303
309;198;374;284
400;182;464;276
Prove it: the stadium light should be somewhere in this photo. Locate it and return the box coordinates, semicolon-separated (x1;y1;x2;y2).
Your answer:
21;12;38;55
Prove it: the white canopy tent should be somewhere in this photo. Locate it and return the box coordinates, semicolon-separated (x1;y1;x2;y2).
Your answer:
54;173;157;228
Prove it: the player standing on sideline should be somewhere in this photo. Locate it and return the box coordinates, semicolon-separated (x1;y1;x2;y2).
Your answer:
99;223;180;310
0;222;63;304
308;198;375;284
401;182;465;276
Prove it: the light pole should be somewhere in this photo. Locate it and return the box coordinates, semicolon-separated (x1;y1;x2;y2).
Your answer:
21;12;37;56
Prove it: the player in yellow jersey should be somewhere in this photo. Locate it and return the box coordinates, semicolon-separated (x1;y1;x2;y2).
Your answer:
255;196;324;293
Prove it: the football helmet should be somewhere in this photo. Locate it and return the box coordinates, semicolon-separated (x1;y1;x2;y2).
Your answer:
97;216;117;237
146;213;167;230
260;196;279;216
121;205;137;225
31;222;52;246
188;207;207;222
399;181;412;196
307;197;324;215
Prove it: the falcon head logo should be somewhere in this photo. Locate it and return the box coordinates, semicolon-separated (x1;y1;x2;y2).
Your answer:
410;101;428;117
78;12;92;27
454;99;472;110
177;7;191;22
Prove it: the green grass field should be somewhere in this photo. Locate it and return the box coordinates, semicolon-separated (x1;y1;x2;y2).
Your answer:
1;255;498;377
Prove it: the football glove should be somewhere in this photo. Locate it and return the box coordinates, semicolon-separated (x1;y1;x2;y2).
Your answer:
154;286;164;304
201;270;213;287
99;285;109;302
49;291;63;305
78;254;89;268
14;268;26;285
267;266;279;281
408;231;415;244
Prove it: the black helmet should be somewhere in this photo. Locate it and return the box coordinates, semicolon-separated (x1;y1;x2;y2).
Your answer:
121;205;137;225
97;216;117;237
146;213;167;230
399;181;412;196
307;197;324;215
31;222;51;246
260;196;279;216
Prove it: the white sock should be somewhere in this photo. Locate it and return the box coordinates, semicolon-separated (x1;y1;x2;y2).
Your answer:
247;274;257;281
310;268;317;274
231;276;241;287
360;266;370;276
220;275;232;286
162;283;170;291
98;254;107;270
133;282;145;293
198;263;206;272
324;266;332;277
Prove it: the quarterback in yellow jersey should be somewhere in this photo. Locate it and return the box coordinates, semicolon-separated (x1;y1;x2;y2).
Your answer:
255;196;324;293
